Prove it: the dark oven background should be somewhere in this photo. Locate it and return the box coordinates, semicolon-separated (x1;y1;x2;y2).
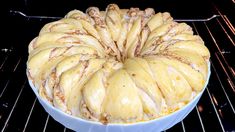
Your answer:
1;0;235;132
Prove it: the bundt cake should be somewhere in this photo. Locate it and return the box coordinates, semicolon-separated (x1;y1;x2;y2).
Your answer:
27;4;210;123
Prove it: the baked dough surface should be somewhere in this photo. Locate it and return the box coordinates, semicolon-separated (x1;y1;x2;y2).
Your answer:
27;4;210;123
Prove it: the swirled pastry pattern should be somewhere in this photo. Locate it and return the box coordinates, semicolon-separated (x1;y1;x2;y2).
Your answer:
27;4;210;123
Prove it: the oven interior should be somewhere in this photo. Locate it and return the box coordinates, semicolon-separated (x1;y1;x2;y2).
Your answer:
1;0;235;131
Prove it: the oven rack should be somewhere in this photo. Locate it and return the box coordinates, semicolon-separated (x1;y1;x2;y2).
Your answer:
1;8;235;132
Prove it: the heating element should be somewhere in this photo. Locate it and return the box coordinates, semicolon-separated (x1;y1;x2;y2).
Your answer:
0;6;235;132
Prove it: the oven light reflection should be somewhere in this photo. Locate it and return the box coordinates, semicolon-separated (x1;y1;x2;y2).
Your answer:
198;105;203;112
212;94;218;106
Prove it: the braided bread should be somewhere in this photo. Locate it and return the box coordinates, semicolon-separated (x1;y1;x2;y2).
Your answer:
27;4;210;123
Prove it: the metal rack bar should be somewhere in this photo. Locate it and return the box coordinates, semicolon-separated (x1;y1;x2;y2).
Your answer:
216;18;235;46
191;21;235;131
211;61;235;114
0;56;9;70
1;80;27;132
22;98;37;132
213;3;235;35
9;10;62;20
181;121;186;132
195;106;205;132
43;115;50;132
206;88;225;131
204;22;235;86
175;15;220;22
9;10;221;22
214;53;235;82
13;57;21;72
0;80;10;98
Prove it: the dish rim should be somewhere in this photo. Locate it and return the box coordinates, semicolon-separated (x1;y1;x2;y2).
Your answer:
27;61;211;126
